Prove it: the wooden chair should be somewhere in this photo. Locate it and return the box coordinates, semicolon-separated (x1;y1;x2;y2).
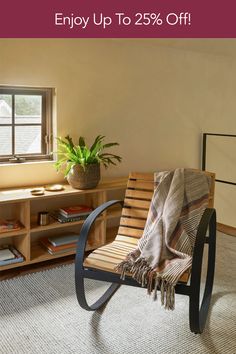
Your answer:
75;171;216;334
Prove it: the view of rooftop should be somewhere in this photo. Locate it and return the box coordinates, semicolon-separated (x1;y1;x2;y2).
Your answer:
0;95;42;156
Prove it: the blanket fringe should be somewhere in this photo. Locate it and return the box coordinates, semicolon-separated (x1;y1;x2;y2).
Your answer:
115;258;176;310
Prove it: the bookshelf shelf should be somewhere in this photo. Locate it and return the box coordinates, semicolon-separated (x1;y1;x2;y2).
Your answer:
30;216;104;233
0;260;27;271
0;177;126;272
0;228;28;239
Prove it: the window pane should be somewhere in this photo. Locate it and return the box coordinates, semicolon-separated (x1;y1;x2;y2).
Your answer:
0;126;12;155
15;95;42;124
15;126;41;154
0;95;12;124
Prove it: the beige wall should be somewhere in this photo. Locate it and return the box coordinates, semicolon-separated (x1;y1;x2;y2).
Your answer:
0;39;236;226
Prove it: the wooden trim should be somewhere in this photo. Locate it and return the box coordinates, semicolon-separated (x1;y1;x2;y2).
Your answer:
217;223;236;237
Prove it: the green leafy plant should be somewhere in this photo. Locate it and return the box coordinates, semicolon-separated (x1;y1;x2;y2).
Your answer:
55;135;122;176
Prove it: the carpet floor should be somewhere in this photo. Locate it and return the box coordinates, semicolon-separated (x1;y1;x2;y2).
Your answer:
0;232;236;354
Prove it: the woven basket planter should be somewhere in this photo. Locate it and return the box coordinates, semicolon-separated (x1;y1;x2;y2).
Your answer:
67;164;101;190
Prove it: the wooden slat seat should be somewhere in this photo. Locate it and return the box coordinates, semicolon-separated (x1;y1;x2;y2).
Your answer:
84;236;190;282
84;235;138;272
84;171;215;285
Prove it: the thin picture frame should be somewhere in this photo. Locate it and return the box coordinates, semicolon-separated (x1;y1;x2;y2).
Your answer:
202;133;236;186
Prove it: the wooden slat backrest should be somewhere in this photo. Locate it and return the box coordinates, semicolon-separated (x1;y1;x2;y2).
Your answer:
117;170;215;240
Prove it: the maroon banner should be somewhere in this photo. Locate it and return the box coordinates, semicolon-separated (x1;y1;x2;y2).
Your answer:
0;0;236;38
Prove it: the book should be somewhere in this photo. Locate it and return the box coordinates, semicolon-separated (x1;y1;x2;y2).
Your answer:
48;233;80;247
50;210;89;223
0;256;24;267
0;248;16;261
0;246;24;267
0;219;23;233
40;237;77;255
59;210;91;219
59;205;93;218
46;248;76;256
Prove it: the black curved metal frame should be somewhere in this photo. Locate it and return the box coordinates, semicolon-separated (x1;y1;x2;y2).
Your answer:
75;200;216;334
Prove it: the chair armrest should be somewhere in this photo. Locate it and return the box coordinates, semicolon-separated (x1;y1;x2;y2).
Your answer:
75;200;124;268
191;207;216;283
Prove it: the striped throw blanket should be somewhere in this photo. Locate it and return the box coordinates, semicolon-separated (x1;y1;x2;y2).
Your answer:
116;168;211;309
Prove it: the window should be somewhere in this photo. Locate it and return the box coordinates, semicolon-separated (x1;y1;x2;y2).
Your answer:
0;86;53;163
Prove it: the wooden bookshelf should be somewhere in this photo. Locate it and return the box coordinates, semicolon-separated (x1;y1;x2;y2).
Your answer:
0;177;127;272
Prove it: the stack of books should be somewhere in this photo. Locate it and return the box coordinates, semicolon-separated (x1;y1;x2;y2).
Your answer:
40;233;80;255
0;245;24;267
50;205;93;223
0;219;23;233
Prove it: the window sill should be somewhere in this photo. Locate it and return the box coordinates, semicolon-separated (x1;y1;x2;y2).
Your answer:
0;160;56;167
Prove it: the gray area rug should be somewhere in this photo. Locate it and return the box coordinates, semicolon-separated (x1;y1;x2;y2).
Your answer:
0;232;236;354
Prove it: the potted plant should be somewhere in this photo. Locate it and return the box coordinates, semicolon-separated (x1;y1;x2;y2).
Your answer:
55;135;122;189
